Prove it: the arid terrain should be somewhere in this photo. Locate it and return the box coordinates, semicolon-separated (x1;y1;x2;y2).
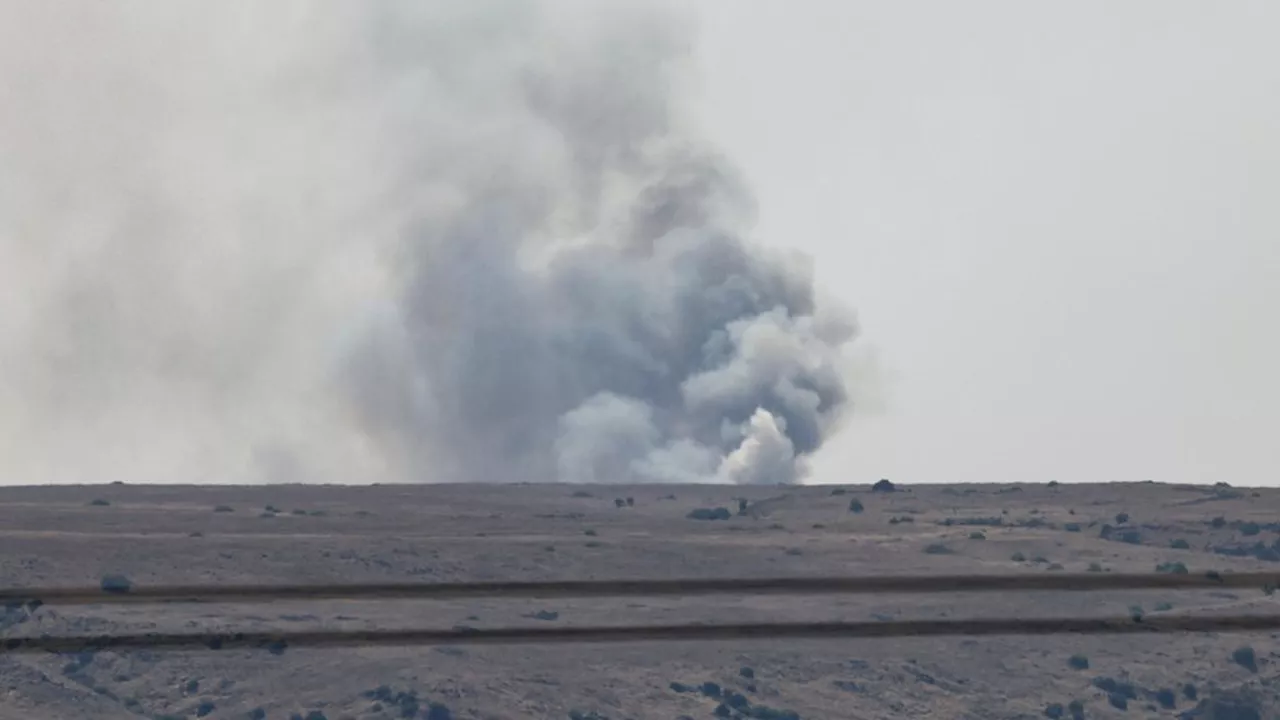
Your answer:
0;481;1278;719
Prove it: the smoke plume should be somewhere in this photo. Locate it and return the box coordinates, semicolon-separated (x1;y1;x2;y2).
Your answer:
0;1;860;485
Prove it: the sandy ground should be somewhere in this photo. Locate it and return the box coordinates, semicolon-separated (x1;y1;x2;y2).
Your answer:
0;480;1278;719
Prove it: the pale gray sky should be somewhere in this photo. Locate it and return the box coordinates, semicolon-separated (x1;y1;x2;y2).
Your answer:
695;2;1280;485
1;2;1275;487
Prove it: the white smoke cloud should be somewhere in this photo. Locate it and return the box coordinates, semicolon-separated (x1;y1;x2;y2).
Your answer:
0;0;863;486
717;409;798;486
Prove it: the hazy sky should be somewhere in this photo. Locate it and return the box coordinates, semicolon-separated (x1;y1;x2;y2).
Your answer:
695;2;1280;485
1;3;1276;487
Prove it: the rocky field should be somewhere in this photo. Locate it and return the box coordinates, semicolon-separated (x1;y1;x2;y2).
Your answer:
0;480;1278;719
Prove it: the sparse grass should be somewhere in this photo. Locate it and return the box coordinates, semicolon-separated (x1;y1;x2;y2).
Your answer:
213;505;234;513
1156;561;1189;574
941;517;1003;527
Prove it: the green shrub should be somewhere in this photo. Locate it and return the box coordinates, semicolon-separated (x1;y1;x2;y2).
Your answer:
923;544;952;555
687;507;731;521
1232;645;1257;672
1011;552;1027;562
100;574;132;594
1171;538;1191;549
1240;522;1262;536
968;531;986;540
848;499;864;513
1068;654;1089;670
1115;512;1129;524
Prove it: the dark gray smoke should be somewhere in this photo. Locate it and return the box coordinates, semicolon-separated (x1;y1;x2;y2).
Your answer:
0;1;861;485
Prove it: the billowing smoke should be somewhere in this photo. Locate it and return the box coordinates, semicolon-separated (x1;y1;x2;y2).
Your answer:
0;1;860;485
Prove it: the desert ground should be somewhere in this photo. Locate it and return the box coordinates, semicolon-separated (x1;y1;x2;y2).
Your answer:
0;480;1277;719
